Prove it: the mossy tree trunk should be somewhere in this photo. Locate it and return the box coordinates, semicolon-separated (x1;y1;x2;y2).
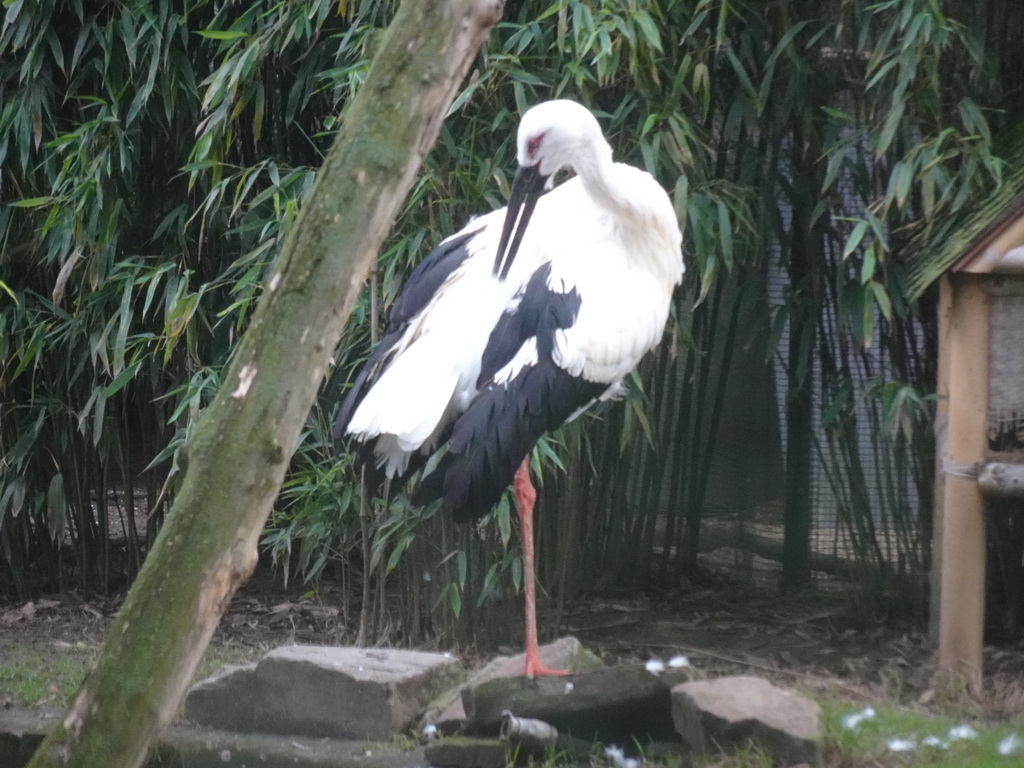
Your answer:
27;1;503;766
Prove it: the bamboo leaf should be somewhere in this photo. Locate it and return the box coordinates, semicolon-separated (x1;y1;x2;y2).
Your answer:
843;220;868;260
100;359;143;402
51;250;83;307
446;583;461;618
196;30;247;40
876;101;904;157
633;11;662;53
113;277;134;377
10;196;53;207
456;549;467;587
496;495;511;547
893;160;913;209
0;279;18;304
860;246;876;285
870;280;893;322
385;533;413;575
477;563;501;606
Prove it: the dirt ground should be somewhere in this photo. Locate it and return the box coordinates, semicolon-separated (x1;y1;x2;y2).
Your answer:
3;566;1024;721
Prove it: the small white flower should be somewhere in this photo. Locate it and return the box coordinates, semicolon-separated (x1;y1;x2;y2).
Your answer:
668;654;690;668
840;706;876;730
921;735;947;749
887;737;916;752
997;733;1023;756
422;723;438;740
644;659;665;674
948;724;978;741
604;745;638;768
564;681;574;694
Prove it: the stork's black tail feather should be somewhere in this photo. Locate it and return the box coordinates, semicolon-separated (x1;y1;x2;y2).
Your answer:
412;361;604;522
411;260;605;521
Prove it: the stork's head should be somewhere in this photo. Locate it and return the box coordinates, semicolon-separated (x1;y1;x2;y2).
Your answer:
516;99;608;178
493;100;610;280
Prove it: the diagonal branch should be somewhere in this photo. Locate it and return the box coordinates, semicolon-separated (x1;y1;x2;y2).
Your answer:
27;2;503;766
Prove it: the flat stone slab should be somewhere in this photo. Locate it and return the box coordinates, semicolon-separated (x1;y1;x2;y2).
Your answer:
671;675;821;767
0;706;426;768
463;663;695;745
423;637;603;732
185;645;464;739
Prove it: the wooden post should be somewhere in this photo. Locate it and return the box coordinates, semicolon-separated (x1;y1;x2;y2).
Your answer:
936;273;989;692
929;278;952;647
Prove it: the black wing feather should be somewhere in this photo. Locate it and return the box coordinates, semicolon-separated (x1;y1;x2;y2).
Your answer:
388;228;480;330
413;263;606;521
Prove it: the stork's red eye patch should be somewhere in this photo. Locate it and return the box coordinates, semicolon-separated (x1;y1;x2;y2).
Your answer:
526;133;545;160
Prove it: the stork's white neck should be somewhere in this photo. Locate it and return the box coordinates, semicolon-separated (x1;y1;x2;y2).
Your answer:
573;141;648;229
570;144;684;290
570;140;618;209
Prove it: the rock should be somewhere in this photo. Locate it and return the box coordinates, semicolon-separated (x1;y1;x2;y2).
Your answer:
463;663;695;744
422;637;602;733
425;737;508;768
671;676;821;767
470;636;604;681
165;723;425;768
0;704;426;768
185;645;464;739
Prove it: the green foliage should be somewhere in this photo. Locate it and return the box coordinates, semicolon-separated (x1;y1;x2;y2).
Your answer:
0;0;378;596
4;0;1023;645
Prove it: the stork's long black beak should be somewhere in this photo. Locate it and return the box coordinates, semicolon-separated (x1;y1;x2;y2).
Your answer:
493;164;548;280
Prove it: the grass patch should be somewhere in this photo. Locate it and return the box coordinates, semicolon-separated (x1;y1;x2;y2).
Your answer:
0;637;261;708
823;700;1024;767
0;640;97;706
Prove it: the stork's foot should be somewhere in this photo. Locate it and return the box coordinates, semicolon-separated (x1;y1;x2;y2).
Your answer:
523;647;570;678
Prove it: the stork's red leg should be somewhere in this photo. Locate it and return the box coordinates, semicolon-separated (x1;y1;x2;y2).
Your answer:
514;458;569;678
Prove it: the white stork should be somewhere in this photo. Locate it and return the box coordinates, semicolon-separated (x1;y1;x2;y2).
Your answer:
335;99;683;677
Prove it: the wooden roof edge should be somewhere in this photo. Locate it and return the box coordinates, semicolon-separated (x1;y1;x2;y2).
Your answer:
904;122;1024;300
905;180;1024;300
950;194;1024;272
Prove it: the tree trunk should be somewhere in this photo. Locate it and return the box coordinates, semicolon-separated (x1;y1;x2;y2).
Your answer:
27;2;502;766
